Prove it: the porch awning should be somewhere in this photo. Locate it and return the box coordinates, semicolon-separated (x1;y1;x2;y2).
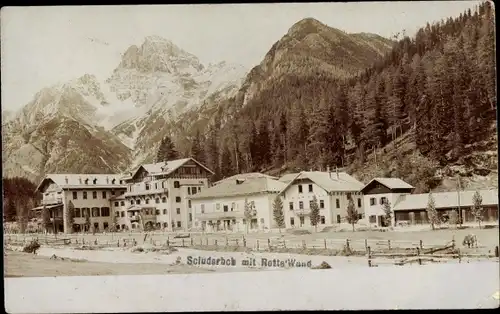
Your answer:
31;203;63;211
126;205;156;212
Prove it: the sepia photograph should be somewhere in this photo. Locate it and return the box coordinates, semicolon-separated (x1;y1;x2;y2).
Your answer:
2;1;498;312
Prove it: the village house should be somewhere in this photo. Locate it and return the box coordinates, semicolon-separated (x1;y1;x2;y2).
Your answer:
278;169;365;228
120;157;214;232
392;189;499;225
33;174;127;233
361;177;415;227
189;174;286;232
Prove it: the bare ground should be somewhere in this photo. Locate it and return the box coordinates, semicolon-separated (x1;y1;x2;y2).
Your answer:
3;251;219;277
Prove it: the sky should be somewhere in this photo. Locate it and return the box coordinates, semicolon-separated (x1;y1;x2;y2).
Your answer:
1;1;480;111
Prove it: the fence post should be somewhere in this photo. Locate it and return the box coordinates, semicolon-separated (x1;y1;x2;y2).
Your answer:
215;239;218;246
302;240;306;249
388;240;391;250
495;246;499;258
419;240;423;249
267;238;271;248
324;239;327;249
167;238;170;246
284;239;287;249
117;240;120;247
226;237;229;247
452;236;456;249
417;247;422;265
367;246;372;267
190;238;193;246
346;239;350;251
257;239;259;250
243;237;247;248
236;239;239;247
365;239;368;251
458;248;462;263
182;239;185;247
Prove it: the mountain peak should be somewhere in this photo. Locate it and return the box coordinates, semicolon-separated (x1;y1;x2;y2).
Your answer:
117;36;203;74
287;18;327;36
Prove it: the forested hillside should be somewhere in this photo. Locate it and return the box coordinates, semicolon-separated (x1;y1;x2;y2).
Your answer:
193;2;496;192
2;177;41;226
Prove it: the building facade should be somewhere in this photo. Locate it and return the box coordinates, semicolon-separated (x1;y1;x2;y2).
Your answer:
121;158;213;232
34;174;127;233
278;171;365;228
361;178;415;227
190;176;286;232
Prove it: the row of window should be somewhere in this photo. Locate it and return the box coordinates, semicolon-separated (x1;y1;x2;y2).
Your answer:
77;178;123;185
290;216;326;226
370;197;388;206
296;184;362;196
72;190;124;200
289;198;362;210
73;207;110;218
114;208;184;217
129;181;201;193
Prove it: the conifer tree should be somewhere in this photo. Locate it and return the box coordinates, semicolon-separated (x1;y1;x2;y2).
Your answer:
66;200;75;234
345;193;358;231
156;136;179;163
309;195;321;232
471;190;484;229
272;195;285;233
426;193;439;230
382;201;393;227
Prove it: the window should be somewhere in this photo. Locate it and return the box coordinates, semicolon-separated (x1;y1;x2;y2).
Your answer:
370;198;376;206
145;184;150;191
72;191;78;200
177;221;181;228
131;200;135;205
309;200;314;208
103;222;109;230
380;197;387;205
101;207;110;217
290;217;295;226
120;201;125;206
176;197;181;203
289;202;294;210
156;198;160;204
162;197;167;203
198;187;201;192
298;185;303;193
83;192;87;199
187;187;191;195
145;199;149;204
163;209;167;215
174;181;180;188
201;204;205;214
321;216;326;224
111;190;116;196
223;205;228;212
336;199;340;208
189;213;192;222
75;208;81;218
102;191;107;199
357;198;362;207
216;204;220;210
300;216;305;225
191;187;197;195
299;201;303;209
156;210;160;215
121;212;125;217
137;199;141;205
308;184;313;192
320;200;324;209
120;191;124;195
155;183;158;190
176;208;180;215
188;200;192;208
114;202;119;207
163;222;168;228
115;211;119;217
92;191;97;199
94;222;99;230
92;207;100;217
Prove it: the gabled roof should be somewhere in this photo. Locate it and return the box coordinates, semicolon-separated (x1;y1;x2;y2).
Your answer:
189;177;286;200
361;177;415;192
213;172;278;186
279;171;364;194
393;189;498;211
36;174;126;193
128;157;214;180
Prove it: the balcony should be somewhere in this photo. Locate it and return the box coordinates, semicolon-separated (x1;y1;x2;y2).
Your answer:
130;215;140;222
197;211;245;220
124;187;168;197
295;209;311;216
42;197;63;205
